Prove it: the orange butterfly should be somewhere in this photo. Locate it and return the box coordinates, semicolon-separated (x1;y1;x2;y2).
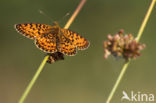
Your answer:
15;22;90;56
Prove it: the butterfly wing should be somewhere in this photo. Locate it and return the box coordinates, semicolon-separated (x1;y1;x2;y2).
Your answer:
35;33;57;53
15;23;53;39
61;29;90;50
58;36;77;56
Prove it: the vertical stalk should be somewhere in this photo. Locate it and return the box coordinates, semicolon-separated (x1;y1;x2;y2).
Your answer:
106;0;156;103
18;0;86;103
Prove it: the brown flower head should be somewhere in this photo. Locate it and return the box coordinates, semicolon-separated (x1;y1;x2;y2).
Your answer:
103;29;146;61
46;52;64;64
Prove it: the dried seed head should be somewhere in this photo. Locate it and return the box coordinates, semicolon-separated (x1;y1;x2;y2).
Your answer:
103;29;146;61
46;52;64;64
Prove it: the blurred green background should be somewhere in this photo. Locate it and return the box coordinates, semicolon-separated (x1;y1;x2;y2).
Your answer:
0;0;156;103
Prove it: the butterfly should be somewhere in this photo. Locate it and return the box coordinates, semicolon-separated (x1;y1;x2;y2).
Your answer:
15;22;90;56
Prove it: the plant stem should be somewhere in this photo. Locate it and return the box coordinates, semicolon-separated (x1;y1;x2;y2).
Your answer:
106;61;130;103
106;0;156;103
19;56;49;103
136;0;156;42
18;0;86;103
64;0;86;29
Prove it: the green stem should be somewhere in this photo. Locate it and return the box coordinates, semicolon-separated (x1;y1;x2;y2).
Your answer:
106;0;156;103
18;0;86;103
106;61;130;103
19;56;49;103
136;0;156;42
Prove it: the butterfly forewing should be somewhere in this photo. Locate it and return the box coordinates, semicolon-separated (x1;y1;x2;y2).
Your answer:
15;23;53;39
61;29;90;50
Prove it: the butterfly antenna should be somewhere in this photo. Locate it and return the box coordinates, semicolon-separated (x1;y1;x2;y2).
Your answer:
38;9;54;23
58;12;70;24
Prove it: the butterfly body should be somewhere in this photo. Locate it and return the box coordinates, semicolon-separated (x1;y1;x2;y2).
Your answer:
15;22;89;56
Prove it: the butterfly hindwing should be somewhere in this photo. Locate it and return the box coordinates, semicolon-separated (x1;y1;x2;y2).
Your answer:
58;36;77;56
35;33;57;53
